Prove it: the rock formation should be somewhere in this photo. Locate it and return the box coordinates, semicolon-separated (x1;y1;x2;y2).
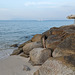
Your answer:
11;24;75;75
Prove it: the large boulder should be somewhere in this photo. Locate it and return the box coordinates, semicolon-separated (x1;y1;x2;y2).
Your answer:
30;48;51;65
31;34;42;42
18;40;31;49
50;27;65;35
53;35;75;57
45;25;75;50
34;54;75;75
46;35;62;50
23;42;43;55
42;30;51;38
59;25;75;30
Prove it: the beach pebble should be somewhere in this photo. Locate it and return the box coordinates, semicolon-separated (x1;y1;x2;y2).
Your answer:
23;65;31;71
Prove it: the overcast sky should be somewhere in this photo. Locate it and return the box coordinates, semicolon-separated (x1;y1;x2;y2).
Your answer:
0;0;75;20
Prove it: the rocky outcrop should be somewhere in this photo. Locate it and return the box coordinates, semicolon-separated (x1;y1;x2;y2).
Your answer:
46;35;61;49
42;29;51;38
30;48;51;65
31;34;42;42
18;40;31;49
23;42;43;55
34;55;75;75
10;25;75;75
53;35;75;57
10;48;23;55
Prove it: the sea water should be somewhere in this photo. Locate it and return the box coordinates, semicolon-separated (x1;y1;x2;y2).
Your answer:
0;20;73;59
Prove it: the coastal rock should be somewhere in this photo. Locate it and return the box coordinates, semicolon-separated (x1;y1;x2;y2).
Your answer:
34;55;75;75
46;35;61;50
42;30;51;37
30;48;51;65
44;25;75;49
11;48;23;55
53;35;75;57
18;40;31;48
50;27;65;35
60;25;75;31
23;42;43;55
10;44;18;47
20;53;29;58
31;34;42;42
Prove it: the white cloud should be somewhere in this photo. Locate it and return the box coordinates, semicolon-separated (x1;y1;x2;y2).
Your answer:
24;1;75;9
24;2;57;6
0;8;8;11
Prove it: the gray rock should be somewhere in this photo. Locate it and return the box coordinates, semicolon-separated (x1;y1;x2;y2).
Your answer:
23;42;43;55
30;48;51;65
34;55;75;75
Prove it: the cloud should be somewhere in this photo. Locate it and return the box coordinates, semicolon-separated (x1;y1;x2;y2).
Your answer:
24;2;57;6
0;8;8;11
24;1;75;9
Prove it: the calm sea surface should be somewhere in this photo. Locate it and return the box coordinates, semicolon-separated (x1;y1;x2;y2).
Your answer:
0;20;73;59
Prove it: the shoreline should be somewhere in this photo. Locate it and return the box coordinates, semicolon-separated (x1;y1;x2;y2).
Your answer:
0;24;75;75
0;55;40;75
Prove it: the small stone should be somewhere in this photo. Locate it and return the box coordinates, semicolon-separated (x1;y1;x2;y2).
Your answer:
23;65;31;71
10;44;18;47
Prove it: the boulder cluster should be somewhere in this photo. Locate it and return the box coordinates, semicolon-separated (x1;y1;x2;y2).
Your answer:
11;25;75;75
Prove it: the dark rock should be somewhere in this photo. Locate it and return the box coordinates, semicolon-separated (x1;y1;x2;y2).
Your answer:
42;29;51;38
10;48;23;55
53;35;75;57
20;53;29;58
10;44;18;47
18;40;31;49
46;35;62;49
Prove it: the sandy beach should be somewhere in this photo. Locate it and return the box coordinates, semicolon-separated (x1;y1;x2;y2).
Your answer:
0;55;40;75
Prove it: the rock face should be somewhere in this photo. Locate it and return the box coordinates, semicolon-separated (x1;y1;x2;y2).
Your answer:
11;48;23;55
42;30;51;38
46;35;61;50
31;34;42;42
45;25;75;50
30;48;51;65
34;55;75;75
18;40;31;49
23;42;43;55
53;35;75;57
19;53;29;58
10;25;75;75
